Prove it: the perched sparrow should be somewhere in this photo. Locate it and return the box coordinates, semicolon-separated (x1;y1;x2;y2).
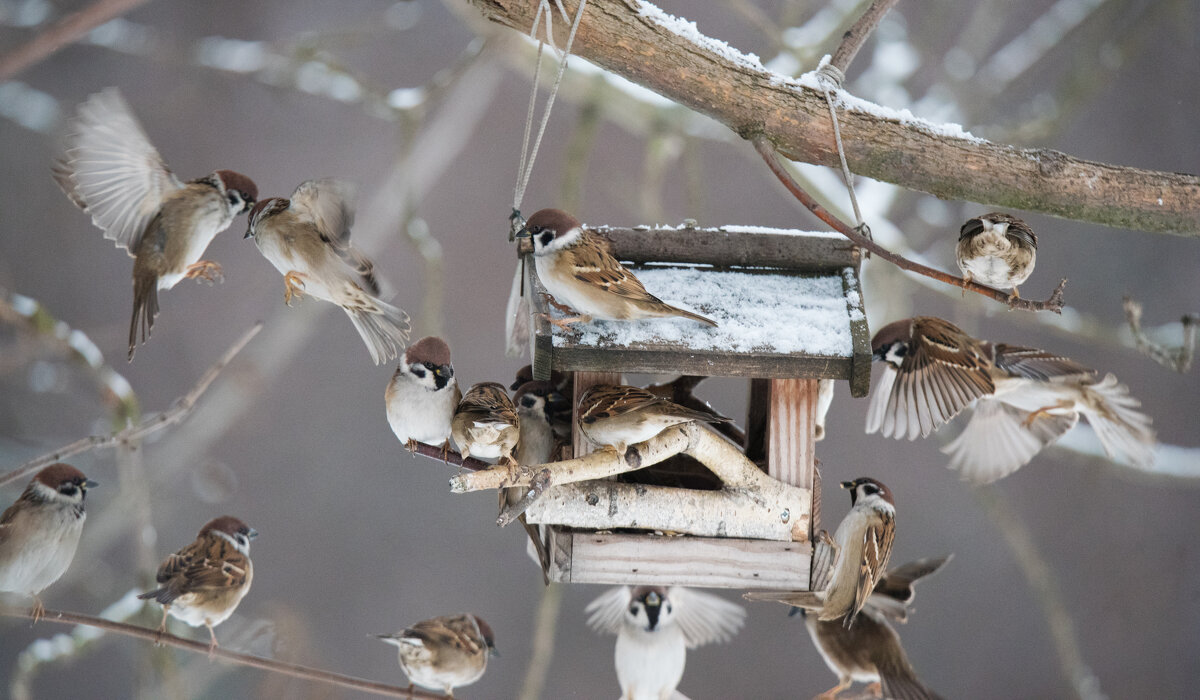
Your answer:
451;382;520;467
53;88;258;360
0;464;96;622
803;556;951;700
513;381;564;467
577;384;731;455
386;336;460;451
511;366;573;441
375;613;496;696
586;585;745;700
955;213;1037;298
867;316;1156;482
523;208;717;328
245;179;410;364
745;478;896;627
138;516;257;652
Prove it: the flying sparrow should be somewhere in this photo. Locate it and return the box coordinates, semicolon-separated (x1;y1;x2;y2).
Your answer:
577;384;732;455
375;613;496;696
245;179;410;364
0;464;97;622
586;585;745;700
451;382;520;468
867;316;1156;482
138;515;257;653
522;208;717;329
53;88;258;360
955;212;1037;298
745;478;896;627
386;336;461;451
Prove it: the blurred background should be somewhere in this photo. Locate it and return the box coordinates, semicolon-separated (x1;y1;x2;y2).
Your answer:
1;0;1198;698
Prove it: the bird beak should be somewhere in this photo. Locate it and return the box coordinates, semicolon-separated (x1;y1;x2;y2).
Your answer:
243;226;253;239
489;646;500;658
84;479;99;489
839;480;857;490
247;528;259;539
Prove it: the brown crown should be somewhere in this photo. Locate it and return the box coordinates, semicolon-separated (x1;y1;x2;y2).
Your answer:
405;336;452;367
34;462;88;488
525;208;581;236
199;515;253;538
215;170;258;201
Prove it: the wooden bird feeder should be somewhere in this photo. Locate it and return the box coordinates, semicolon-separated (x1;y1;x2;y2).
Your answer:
452;222;870;591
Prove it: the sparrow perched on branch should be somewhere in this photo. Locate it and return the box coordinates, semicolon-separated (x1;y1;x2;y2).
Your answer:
452;382;521;467
746;478;896;627
586;585;745;700
512;366;573;442
867;316;1156;482
245;179;410;364
577;384;732;455
386;336;460;451
53;88;258;360
138;516;257;652
522;208;717;329
955;213;1037;298
375;613;497;696
0;464;97;622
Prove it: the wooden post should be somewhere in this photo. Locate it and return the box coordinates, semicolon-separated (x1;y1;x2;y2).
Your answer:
767;378;817;539
571;371;622;458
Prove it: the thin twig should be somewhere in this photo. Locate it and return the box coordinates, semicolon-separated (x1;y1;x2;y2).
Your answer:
406;441;490;472
753;136;1068;313
0;0;155;81
0;606;443;699
0;323;262;488
517;583;564;700
829;0;901;75
1123;297;1198;373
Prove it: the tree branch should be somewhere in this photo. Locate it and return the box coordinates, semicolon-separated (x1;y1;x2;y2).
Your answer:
465;0;1200;236
1123;297;1198;373
829;0;900;75
0;606;443;699
405;441;490;472
0;0;155;81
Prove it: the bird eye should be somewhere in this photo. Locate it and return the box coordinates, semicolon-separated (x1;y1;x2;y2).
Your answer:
629;605;639;615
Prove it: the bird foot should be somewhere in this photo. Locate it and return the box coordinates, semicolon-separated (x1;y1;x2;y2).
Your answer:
1008;285;1022;301
1022;400;1073;427
207;626;220;660
283;271;307;306
29;596;45;624
815;678;853;700
538;312;589;330
440;440;452;463
540;292;575;314
960;272;971;298
404;438;418;454
185;260;224;285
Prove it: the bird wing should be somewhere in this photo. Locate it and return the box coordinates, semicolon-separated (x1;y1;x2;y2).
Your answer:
288;179;380;294
990;344;1095;382
670;586;746;648
150;536;250;602
809;529;839;593
458;383;518;428
403;614;486;655
566;234;663;304
867;555;954;623
55;88;183;253
853;510;895;624
941;398;1078;483
584;586;631;635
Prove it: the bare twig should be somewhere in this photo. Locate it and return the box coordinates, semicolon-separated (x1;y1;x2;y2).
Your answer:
516;583;564;700
829;0;901;75
0;0;155;81
0;323;262;489
1123;297;1198;373
406;441;489;472
0;606;444;699
754;136;1068;313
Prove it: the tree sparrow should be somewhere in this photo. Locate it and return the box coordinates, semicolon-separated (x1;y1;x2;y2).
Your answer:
507;380;566;574
511;366;573;442
0;464;97;622
577;384;732;455
53;88;258;360
375;613;496;696
138;515;257;652
586;585;745;700
745;478;896;627
522;208;717;328
451;382;520;467
955;213;1037;298
245;179;410;364
386;336;460;451
867;316;1156;482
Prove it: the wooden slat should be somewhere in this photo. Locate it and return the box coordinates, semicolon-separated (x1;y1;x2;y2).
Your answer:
550;346;853;380
571;371;621;458
767;379;817;491
591;226;856;270
841;266;873;397
744;378;769;463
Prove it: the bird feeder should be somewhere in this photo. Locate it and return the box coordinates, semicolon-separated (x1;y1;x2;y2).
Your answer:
453;222;870;591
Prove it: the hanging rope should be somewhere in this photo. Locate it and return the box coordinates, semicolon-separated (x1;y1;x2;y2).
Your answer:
815;55;872;253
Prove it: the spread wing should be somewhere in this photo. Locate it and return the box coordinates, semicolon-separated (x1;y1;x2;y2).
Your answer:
868;554;953;623
990;344;1095;382
584;586;630;635
288;179;379;294
941;398;1078;483
853;510;895;624
55;88;183;253
565;234;662;304
671;586;746;648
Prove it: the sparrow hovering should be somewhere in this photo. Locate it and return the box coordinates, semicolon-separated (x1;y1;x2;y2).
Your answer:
867;316;1156;482
0;464;97;622
522;208;717;329
577;384;732;455
386;336;460;451
138;515;257;652
53;88;258;360
586;585;745;700
245;179;410;364
955;213;1037;298
375;613;496;697
451;382;521;467
746;478;896;627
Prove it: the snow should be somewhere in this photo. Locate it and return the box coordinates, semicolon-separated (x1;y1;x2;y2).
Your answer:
637;2;766;73
550;266;857;357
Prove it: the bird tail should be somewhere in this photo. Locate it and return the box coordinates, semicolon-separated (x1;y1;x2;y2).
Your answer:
128;272;159;361
137;587;176;605
344;296;411;365
1082;373;1156;469
663;303;718;327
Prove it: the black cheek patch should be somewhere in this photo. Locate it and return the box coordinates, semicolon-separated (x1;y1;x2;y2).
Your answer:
539;232;554;247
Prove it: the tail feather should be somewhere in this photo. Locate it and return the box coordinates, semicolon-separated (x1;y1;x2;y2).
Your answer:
664;303;718;327
345;298;411;365
137;587;176;605
1083;373;1156;469
128;273;159;361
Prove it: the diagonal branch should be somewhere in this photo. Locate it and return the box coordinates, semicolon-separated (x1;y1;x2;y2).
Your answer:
829;0;901;75
0;0;155;81
1123;297;1198;373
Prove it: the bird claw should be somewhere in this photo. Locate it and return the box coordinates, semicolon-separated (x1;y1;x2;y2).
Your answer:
185;260;224;285
29;596;45;624
284;271;306;306
538;312;588;331
540;292;575;314
1022;400;1072;427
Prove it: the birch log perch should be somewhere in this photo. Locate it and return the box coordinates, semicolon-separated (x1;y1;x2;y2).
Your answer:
466;0;1200;235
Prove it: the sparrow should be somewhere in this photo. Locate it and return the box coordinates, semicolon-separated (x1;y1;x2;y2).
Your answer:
511;366;573;442
53;88;258;360
745;478;896;627
138;515;257;652
245;179;411;364
522;208;717;329
386;336;461;451
375;613;496;696
586;585;745;700
867;316;1156;482
451;382;521;467
506;380;566;576
0;464;97;622
955;213;1037;298
577;384;732;455
802;556;951;700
